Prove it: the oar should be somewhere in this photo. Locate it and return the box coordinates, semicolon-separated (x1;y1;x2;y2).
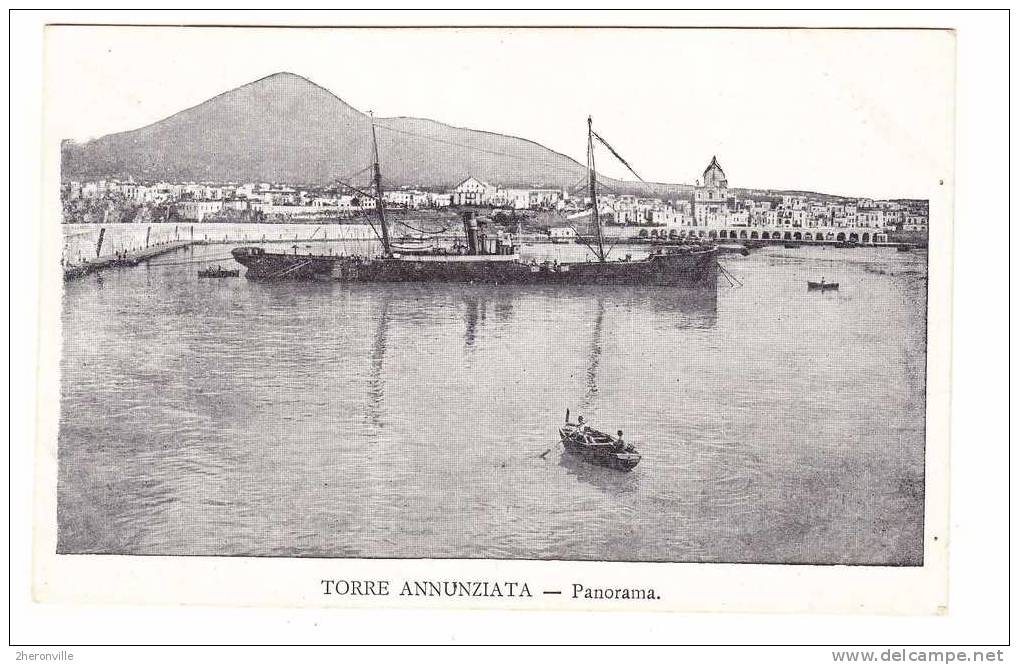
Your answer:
539;409;571;459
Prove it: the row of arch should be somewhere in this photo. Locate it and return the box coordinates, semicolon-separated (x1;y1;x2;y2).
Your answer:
647;228;882;243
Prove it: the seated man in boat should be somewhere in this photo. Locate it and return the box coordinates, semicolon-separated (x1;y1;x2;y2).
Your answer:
614;430;627;453
575;416;594;444
616;430;637;453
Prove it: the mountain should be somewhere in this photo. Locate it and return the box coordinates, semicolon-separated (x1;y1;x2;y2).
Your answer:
60;72;600;190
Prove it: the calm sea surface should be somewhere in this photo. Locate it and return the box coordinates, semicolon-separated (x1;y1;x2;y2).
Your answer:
58;230;928;564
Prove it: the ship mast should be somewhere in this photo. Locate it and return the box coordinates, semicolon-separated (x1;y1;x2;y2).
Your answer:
370;113;393;256
588;116;606;262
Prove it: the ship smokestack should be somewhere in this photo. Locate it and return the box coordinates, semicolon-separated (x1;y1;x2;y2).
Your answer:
463;212;480;255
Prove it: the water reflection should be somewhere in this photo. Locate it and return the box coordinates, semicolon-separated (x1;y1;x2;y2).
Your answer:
558;448;641;495
584;299;604;406
642;285;718;328
352;282;718;440
366;295;390;430
464;293;485;351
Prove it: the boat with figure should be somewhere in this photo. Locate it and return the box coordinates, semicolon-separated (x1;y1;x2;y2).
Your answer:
231;116;719;285
559;411;641;472
807;279;839;291
198;265;240;278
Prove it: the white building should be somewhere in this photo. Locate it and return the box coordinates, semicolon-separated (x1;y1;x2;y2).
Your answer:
451;177;497;206
528;189;565;209
903;214;929;231
177;200;224;221
429;193;453;208
782;195;808;210
503;189;532;210
857;208;885;228
383;190;413;208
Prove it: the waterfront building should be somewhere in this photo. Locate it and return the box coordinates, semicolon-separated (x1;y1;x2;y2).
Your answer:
758;209;779;227
177;200;225;221
383;190;413;208
694;156;731;226
857;207;885;228
487;187;509;207
503;189;532;210
383;189;433;209
335;195;358;210
528;188;566;209
429;193;453;208
80;181;101;199
452;176;497;206
875;199;904;212
837;204;859;227
250;203;342;218
903;214;929;231
781;195;808;210
726;210;750;227
548;227;577;241
252;186;298;206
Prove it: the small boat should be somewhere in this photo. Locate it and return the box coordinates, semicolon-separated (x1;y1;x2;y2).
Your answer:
198;266;240;278
63;264;93;280
717;243;751;256
390;240;438;254
783;243;799;249
807;279;839;291
897;244;912;252
558;411;641;471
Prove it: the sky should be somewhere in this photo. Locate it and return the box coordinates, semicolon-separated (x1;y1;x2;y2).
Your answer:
45;26;955;199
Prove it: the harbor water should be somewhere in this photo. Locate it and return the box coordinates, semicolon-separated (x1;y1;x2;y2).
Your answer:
58;234;928;564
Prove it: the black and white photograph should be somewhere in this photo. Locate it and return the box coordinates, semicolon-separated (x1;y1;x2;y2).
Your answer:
11;7;1015;653
48;26;948;568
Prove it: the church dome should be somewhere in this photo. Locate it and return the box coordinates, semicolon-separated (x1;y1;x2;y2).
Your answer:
702;155;727;189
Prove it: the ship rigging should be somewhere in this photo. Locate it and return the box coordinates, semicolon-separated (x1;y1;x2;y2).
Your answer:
231;115;720;285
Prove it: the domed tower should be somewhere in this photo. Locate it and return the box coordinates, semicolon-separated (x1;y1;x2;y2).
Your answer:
703;156;727;189
694;155;730;226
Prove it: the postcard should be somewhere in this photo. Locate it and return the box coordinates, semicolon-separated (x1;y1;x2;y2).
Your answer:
34;23;954;614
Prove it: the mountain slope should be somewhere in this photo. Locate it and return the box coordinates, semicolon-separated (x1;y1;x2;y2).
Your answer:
60;72;594;189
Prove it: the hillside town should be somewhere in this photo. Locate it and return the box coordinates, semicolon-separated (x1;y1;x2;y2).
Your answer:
61;156;929;242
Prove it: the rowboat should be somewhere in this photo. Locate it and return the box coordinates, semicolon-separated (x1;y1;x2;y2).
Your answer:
390;241;438;255
717;243;751;256
198;266;240;278
559;418;641;472
807;279;839;291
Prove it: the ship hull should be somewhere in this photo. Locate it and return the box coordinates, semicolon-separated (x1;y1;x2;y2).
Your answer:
231;247;719;286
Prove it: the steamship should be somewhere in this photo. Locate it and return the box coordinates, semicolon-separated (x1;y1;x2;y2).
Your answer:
231;117;719;286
